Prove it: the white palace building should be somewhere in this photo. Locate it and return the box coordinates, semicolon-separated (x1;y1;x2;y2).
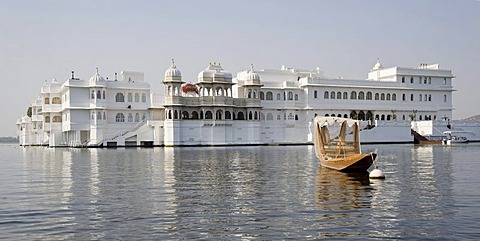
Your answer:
17;60;458;147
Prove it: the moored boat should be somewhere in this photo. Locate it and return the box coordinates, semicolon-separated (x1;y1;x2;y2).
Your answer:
442;131;468;145
314;116;376;171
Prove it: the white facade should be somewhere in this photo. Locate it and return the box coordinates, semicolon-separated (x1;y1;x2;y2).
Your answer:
17;60;457;147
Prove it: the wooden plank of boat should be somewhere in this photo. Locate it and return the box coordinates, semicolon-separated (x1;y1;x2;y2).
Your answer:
319;153;376;171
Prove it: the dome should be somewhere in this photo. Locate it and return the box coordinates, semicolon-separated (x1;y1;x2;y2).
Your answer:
165;59;182;77
245;64;260;81
372;58;383;70
197;62;232;83
89;68;106;82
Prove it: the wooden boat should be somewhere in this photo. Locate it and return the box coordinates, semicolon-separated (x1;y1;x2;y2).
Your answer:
313;116;376;172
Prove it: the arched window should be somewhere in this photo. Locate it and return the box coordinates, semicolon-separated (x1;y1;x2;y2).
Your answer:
324;91;329;99
52;97;61;104
45;116;50;122
314;90;318;99
330;91;335;99
167;110;172;119
276;93;281;100
343;92;348;99
381;93;385;100
44;97;50;104
174;110;178;119
428;94;431;101
392;94;397;101
115;93;125;102
216;87;223;96
237;112;245;120
343;114;348;118
249;111;253;120
192;111;199;119
366;92;372;100
411;94;414;101
52;116;62;122
350;91;357;99
97;90;101;99
337;92;342;99
386;93;391;101
375;93;379;100
216;110;222;120
128;93;133;102
419;94;423;101
91;90;95;99
182;111;189;119
295;114;299;121
267;113;273;120
135;113;140;122
135;93;140;102
97;112;102;120
288;92;293;100
225;111;231;119
410;77;414;83
205;111;213;119
254;111;258;120
142;93;147;102
401;76;405;83
260;92;265;100
294;94;298;101
115;113;125;122
128;113;133;122
266;92;273;100
277;114;281;120
402;93;406;101
102;90;106;99
358;91;365;100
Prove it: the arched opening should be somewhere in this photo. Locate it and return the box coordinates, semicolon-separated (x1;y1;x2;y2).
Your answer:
191;111;199;119
205;111;213;119
237;112;245;120
225;111;231;119
182;111;189;119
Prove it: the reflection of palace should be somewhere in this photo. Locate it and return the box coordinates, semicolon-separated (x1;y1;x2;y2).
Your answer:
17;60;454;147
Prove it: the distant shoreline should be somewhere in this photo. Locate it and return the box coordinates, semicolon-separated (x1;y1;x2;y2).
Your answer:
0;137;18;143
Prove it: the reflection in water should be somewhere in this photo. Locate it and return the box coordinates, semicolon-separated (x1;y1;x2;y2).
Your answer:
0;144;472;240
315;168;371;238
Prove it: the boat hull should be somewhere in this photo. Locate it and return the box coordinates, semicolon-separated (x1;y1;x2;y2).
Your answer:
318;152;376;172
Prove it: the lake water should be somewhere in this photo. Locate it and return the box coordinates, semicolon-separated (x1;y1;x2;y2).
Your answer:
0;143;479;240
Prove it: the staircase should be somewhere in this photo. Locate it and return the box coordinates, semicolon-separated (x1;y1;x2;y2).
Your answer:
95;120;148;146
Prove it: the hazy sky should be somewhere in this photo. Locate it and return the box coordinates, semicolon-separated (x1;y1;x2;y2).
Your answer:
1;0;479;136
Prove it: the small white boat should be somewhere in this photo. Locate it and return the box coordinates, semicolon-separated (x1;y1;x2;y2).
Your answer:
442;131;468;145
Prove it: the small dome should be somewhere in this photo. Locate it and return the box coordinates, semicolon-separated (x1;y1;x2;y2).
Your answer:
373;58;383;70
245;64;260;81
165;59;182;77
89;68;106;82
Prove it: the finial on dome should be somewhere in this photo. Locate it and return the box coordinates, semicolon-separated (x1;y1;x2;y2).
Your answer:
171;58;176;68
96;67;99;75
250;64;254;73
